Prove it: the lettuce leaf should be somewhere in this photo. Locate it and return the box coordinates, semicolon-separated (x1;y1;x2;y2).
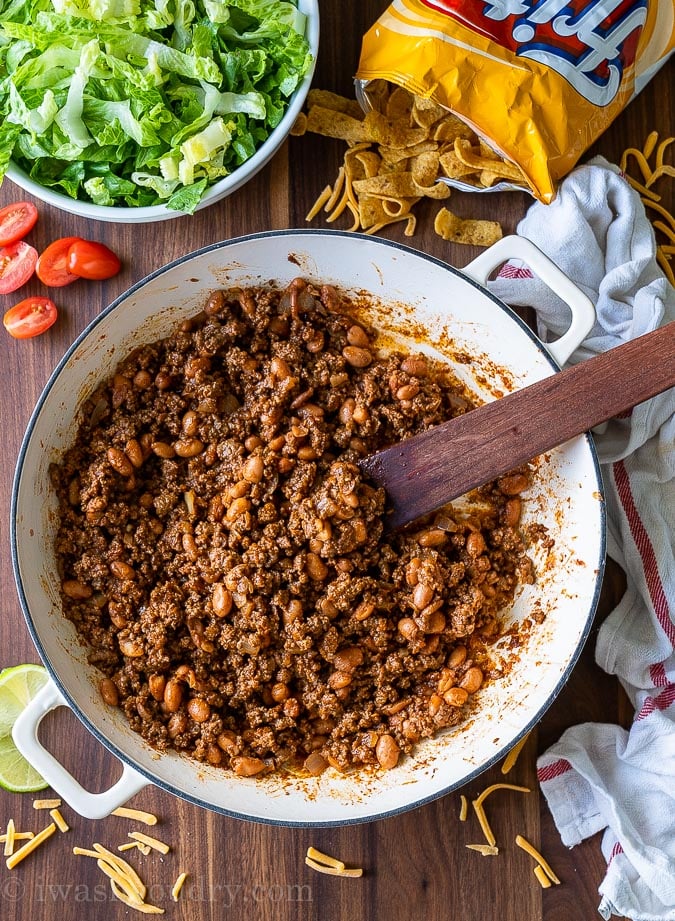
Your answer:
0;0;312;212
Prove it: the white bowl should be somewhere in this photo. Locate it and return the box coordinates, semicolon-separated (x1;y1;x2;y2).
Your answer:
11;230;604;825
5;1;319;224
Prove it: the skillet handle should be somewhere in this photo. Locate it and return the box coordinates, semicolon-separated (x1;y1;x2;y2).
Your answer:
12;678;150;820
463;235;596;366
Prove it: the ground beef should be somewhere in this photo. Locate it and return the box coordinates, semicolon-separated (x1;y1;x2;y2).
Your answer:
52;278;539;778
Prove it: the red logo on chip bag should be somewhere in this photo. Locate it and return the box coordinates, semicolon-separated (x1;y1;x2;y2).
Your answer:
419;0;647;105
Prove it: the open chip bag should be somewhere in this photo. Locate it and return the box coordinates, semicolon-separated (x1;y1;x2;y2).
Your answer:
355;0;674;202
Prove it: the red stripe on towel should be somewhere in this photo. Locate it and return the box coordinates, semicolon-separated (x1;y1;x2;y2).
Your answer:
613;460;675;646
636;684;675;721
496;263;534;279
649;662;669;687
607;841;624;867
537;758;573;783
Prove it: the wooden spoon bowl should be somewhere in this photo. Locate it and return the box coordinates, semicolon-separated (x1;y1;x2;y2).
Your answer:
360;323;675;529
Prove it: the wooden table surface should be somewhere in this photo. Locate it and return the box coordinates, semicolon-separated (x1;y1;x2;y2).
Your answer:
0;4;672;919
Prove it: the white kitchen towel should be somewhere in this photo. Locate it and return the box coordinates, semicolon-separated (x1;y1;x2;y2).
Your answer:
487;157;675;921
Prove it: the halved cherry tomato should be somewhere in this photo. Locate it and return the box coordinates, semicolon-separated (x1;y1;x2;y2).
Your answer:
35;236;83;287
67;239;121;280
0;241;39;294
0;201;39;247
3;296;57;339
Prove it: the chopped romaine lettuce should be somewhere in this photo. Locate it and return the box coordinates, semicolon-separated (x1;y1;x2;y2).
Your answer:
0;0;312;212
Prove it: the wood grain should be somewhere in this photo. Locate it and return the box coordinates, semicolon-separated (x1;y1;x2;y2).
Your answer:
363;323;675;528
0;2;671;919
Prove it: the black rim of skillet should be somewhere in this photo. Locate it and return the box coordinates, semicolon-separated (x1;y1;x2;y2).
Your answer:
10;228;606;827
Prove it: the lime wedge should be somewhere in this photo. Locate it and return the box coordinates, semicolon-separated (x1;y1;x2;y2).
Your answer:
0;664;49;792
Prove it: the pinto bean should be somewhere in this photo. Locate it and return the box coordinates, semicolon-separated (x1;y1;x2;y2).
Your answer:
62;579;93;600
232;756;267;777
342;346;372;368
375;734;400;770
99;678;119;707
498;472;529;495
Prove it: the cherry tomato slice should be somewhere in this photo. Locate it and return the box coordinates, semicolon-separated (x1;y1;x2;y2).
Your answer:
3;296;57;339
0;201;39;247
67;240;121;280
0;241;39;294
36;236;83;287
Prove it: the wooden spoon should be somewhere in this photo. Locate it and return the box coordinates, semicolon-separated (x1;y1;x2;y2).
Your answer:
359;323;675;530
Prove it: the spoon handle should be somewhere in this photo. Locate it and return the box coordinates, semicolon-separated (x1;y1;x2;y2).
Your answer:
360;323;675;529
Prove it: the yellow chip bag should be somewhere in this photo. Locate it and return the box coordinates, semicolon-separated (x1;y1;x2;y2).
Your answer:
356;0;675;203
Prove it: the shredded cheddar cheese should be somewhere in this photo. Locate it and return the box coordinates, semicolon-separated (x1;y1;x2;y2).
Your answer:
459;795;468;821
6;823;56;869
307;846;345;870
474;783;531;807
0;828;34;856
96;856;145;903
128;831;170;855
465;844;499;856
112;806;158;826
305;847;363;877
534;864;552;888
50;808;69;833
471;783;531;848
92;843;147;894
471;800;497;848
2;818;15;857
500;732;531;774
74;840;167;914
33;798;62;810
118;841;151;855
110;879;165;914
171;871;189;902
305;856;363;877
515;835;561;885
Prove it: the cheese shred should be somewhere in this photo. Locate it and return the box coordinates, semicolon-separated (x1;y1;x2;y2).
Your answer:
534;864;552;888
2;819;15;857
74;840;166;914
33;798;62;810
110;879;165;914
128;831;170;855
471;800;497;848
50;808;69;833
515;835;561;885
305;856;363;877
6;823;56;869
459;794;468;821
500;732;531;774
471;783;530;848
92;843;147;896
96;857;144;904
0;829;34;856
306;846;345;870
112;807;158;826
465;844;499;856
474;783;531;807
171;871;189;902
